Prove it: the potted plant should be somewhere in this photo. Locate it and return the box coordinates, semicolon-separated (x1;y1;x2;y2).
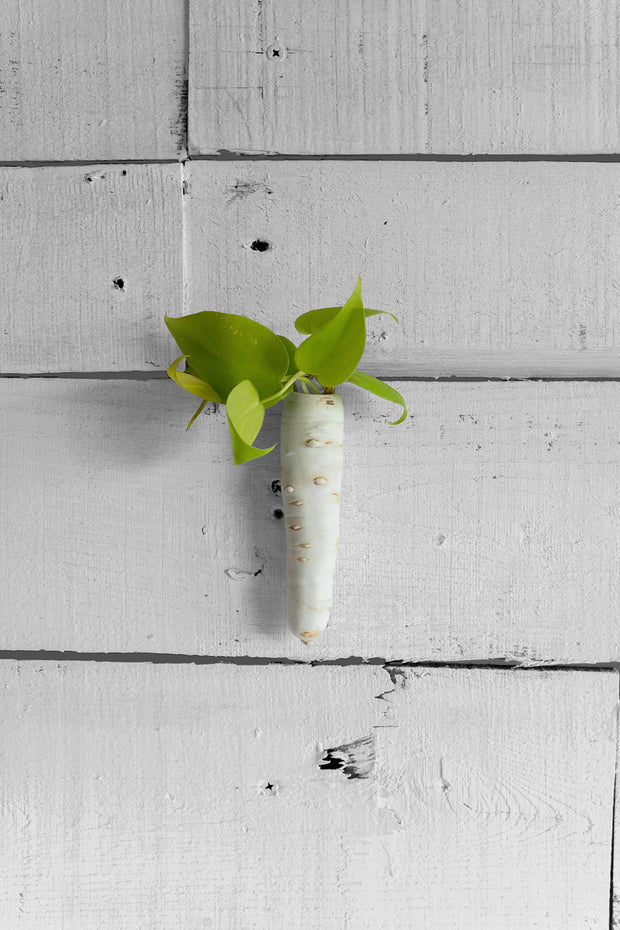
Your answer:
165;278;406;643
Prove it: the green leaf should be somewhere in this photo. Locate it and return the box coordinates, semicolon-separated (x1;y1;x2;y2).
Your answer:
226;380;276;465
167;355;223;402
295;306;398;335
165;312;289;402
186;399;208;430
294;278;367;387
277;334;298;377
347;370;408;425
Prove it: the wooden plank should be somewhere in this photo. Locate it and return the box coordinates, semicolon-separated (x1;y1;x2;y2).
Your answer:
189;0;620;155
0;663;615;928
0;0;186;160
612;679;620;930
2;378;620;662
186;161;620;379
0;165;183;373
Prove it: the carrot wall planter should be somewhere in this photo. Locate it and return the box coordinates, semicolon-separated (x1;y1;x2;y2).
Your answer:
280;392;344;643
165;277;406;642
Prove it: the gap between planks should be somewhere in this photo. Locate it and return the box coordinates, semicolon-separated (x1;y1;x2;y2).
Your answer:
6;154;620;168
0;650;619;672
5;372;620;384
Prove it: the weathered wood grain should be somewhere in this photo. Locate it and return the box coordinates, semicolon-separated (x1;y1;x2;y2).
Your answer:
189;0;620;154
0;165;183;373
2;378;620;662
186;161;620;378
0;663;615;928
612;679;620;929
0;0;186;160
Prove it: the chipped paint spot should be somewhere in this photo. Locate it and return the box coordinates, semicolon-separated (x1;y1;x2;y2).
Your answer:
290;524;302;531
228;179;273;203
319;734;376;780
313;476;328;485
224;566;263;581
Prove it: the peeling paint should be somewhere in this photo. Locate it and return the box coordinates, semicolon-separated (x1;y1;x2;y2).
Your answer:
318;734;376;780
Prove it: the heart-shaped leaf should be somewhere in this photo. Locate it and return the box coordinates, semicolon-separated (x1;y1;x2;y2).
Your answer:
226;379;276;465
167;355;223;402
295;306;398;335
165;312;289;402
347;370;408;425
294;278;367;387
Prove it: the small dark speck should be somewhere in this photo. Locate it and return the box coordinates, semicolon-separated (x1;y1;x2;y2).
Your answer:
271;479;281;496
273;508;284;520
121;169;127;176
251;239;270;252
113;277;125;290
383;220;388;225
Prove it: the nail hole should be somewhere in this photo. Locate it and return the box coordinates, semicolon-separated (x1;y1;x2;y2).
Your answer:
273;509;284;520
266;45;286;60
251;239;270;252
121;170;127;176
113;277;125;290
271;479;281;496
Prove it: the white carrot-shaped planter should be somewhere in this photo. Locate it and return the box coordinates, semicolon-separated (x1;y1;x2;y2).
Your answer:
164;277;406;644
280;392;344;643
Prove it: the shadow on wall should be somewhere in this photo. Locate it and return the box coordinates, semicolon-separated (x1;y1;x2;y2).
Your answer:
232;406;287;639
37;378;287;641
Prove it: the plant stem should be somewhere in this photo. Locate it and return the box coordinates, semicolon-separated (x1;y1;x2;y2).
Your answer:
262;371;305;406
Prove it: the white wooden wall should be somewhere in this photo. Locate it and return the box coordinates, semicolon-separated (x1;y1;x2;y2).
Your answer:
1;2;620;927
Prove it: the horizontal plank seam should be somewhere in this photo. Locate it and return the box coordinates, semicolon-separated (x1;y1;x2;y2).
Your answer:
190;152;620;163
4;154;620;167
0;159;183;168
4;373;620;384
0;651;618;671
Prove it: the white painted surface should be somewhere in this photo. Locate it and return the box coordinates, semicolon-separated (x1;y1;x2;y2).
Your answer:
2;378;620;662
189;0;620;154
186;161;620;378
0;0;186;160
0;663;615;929
0;165;183;373
613;686;620;929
